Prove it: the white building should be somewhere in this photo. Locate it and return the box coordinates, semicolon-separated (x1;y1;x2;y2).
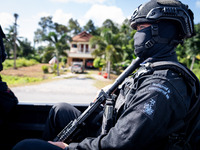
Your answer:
67;31;95;68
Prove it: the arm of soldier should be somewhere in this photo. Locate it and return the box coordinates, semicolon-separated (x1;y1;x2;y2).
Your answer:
93;84;119;102
98;78;188;149
67;78;187;149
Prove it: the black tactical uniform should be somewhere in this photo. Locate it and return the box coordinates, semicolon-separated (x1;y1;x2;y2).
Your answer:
0;26;18;127
12;0;200;150
64;61;198;150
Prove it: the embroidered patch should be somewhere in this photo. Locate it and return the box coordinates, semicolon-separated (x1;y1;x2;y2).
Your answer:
143;98;156;120
148;83;171;99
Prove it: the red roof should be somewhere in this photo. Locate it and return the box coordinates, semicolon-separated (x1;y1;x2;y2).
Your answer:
72;31;92;42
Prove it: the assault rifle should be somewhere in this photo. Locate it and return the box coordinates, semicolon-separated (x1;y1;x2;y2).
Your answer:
53;57;142;143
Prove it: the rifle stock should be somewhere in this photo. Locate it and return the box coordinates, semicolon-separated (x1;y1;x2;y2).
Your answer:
53;57;141;143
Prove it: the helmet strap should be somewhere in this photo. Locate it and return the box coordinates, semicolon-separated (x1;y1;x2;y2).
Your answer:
145;24;170;49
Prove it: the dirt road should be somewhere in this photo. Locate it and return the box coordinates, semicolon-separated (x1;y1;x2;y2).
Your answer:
3;64;113;105
11;75;99;105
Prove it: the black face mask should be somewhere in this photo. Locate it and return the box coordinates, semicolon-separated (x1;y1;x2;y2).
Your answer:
133;22;179;62
134;26;152;58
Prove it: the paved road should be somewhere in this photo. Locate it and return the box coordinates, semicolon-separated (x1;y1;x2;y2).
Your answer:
11;75;100;105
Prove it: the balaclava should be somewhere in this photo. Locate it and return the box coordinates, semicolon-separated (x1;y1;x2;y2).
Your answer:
134;21;180;62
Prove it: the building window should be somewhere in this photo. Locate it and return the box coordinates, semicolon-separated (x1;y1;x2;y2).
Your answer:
72;44;77;48
73;58;82;62
81;44;84;52
86;44;89;52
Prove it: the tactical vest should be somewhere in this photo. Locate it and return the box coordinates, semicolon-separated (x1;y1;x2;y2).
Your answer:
114;61;200;149
136;61;200;150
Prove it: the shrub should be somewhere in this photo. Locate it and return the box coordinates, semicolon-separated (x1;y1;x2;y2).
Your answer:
53;64;58;73
42;65;49;73
93;58;105;69
61;57;67;64
17;58;38;67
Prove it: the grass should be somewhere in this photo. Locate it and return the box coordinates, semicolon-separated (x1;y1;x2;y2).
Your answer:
1;75;44;87
1;61;56;87
87;70;116;89
1;60;117;88
3;58;39;70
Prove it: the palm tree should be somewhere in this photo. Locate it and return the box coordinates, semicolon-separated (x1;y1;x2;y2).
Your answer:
90;28;123;79
45;32;69;76
4;25;15;59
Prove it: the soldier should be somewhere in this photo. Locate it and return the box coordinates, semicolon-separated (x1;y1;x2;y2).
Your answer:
0;26;18;128
12;0;200;149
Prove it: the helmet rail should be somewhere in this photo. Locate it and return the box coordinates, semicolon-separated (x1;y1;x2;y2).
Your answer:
130;0;195;39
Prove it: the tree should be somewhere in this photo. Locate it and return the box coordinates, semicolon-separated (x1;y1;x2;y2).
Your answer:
68;18;82;36
38;16;55;34
34;18;71;70
13;13;19;69
54;23;69;35
90;28;123;78
102;19;119;34
185;23;200;70
4;22;35;61
93;57;105;73
34;29;44;44
18;38;35;58
84;20;98;35
41;46;55;63
44;31;69;75
4;25;15;59
119;19;133;46
34;16;55;45
121;29;137;68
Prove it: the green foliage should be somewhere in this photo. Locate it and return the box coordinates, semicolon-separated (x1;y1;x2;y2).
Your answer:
41;46;55;63
175;23;200;71
42;65;49;73
48;64;59;74
61;57;67;64
68;18;82;36
90;27;123;75
192;62;200;80
53;63;57;71
4;14;200;79
18;38;35;58
29;54;42;63
3;58;39;69
17;58;38;67
1;75;43;87
4;25;16;59
102;19;119;34
93;57;105;68
84;20;98;35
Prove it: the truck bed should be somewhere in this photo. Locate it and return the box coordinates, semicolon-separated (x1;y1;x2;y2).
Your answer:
0;102;88;150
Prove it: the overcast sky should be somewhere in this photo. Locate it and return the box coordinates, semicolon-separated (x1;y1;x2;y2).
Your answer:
0;0;199;45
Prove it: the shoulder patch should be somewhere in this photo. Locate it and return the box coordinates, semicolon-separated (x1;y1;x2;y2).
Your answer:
148;83;171;100
143;97;156;120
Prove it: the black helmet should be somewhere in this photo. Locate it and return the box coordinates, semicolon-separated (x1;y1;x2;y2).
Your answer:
130;0;195;39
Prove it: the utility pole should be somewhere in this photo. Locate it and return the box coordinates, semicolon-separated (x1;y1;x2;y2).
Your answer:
13;13;18;69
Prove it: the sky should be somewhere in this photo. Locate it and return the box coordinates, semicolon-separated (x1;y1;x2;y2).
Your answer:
0;0;200;45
